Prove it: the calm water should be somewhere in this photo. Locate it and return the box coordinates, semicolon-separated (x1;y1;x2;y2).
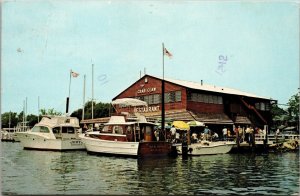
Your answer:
1;142;299;195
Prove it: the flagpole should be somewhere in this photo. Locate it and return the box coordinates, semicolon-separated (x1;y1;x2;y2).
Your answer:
82;74;86;121
38;96;40;122
68;70;72;98
162;43;165;141
91;64;94;120
66;70;72;115
25;97;27;123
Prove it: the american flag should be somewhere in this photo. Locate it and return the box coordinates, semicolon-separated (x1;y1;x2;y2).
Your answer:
71;70;79;77
164;47;173;58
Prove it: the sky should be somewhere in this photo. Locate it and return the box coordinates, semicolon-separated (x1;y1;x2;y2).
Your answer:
2;0;299;115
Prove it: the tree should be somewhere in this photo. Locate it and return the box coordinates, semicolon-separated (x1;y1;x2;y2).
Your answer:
71;101;112;120
1;112;18;128
26;114;39;127
287;93;299;123
40;108;62;116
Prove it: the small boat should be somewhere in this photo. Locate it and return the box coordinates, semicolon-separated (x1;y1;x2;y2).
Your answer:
80;114;173;158
79;98;173;158
16;116;85;151
176;140;235;155
1;128;15;142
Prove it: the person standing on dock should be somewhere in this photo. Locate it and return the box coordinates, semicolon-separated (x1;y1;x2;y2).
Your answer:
245;126;250;143
222;126;227;141
275;128;280;143
234;126;239;142
170;125;176;143
204;126;210;141
238;126;243;143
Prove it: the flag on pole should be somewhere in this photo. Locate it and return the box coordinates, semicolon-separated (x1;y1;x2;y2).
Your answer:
71;70;79;77
164;47;173;58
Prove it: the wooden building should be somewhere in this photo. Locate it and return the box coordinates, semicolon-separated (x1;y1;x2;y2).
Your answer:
111;74;275;133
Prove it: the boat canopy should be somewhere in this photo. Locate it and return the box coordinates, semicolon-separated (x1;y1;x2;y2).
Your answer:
38;116;80;128
112;98;147;107
105;116;136;125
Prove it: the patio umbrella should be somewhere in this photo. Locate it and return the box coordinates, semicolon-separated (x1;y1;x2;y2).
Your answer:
171;121;190;130
187;120;205;127
111;98;147;107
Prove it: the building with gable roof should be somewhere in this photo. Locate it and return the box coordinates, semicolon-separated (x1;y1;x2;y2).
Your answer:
111;74;275;132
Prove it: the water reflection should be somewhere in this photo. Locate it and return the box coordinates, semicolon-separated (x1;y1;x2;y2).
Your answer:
1;142;299;195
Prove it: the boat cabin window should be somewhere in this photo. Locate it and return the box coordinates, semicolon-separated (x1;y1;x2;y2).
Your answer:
126;126;132;134
102;126;112;133
145;126;152;135
53;127;60;134
62;127;75;134
113;125;123;134
31;126;50;133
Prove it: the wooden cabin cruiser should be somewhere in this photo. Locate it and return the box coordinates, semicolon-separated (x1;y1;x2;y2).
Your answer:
176;140;235;156
80;114;173;158
16;116;85;151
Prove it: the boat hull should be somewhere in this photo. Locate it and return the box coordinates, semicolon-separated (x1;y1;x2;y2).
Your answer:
17;133;85;151
80;135;173;158
138;141;173;158
177;141;234;155
81;135;140;157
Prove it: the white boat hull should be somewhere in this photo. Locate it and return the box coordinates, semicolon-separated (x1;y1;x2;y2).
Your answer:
80;134;139;156
17;133;85;151
177;141;234;155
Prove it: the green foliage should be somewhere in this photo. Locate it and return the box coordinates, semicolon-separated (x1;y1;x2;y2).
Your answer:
71;101;113;120
40;108;62;116
1;112;18;128
26;114;39;127
272;93;299;126
271;104;287;117
287;93;299;122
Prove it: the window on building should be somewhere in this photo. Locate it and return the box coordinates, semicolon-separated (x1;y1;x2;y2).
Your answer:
260;102;265;111
191;93;197;102
198;94;204;102
187;92;191;101
255;103;260;110
213;96;218;104
217;96;223;104
155;94;161;104
175;91;181;102
148;94;154;105
165;92;170;103
203;94;208;103
265;103;270;111
144;95;149;104
208;95;214;103
170;91;175;103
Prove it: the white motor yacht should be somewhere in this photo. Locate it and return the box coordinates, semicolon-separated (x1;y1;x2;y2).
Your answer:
16;116;85;151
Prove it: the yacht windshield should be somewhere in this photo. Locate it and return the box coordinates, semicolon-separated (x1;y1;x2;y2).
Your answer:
31;126;50;133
